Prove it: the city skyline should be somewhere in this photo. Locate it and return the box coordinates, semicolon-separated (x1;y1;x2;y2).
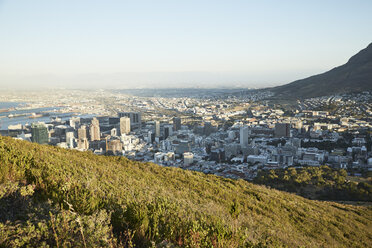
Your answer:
0;0;371;89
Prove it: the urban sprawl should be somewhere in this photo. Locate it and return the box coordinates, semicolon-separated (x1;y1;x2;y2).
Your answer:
1;89;371;180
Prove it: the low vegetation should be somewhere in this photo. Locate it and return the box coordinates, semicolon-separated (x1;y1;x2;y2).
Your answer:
0;136;371;247
254;166;372;202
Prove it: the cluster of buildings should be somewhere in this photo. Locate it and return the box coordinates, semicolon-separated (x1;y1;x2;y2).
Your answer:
2;89;371;181
7;105;372;181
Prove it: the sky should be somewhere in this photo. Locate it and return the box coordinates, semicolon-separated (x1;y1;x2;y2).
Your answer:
0;0;371;89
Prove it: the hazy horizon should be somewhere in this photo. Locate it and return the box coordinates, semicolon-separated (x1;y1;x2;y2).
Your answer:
1;0;371;89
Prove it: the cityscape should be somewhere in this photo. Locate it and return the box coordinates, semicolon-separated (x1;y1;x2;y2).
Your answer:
1;1;371;247
1;88;371;182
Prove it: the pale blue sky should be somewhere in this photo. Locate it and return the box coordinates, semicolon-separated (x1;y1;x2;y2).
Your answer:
0;0;371;88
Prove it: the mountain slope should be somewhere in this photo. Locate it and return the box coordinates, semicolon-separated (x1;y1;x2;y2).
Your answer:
272;43;372;98
0;136;371;247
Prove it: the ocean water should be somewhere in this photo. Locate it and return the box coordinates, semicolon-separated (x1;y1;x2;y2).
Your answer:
0;113;95;130
0;106;60;117
0;102;94;130
0;102;24;109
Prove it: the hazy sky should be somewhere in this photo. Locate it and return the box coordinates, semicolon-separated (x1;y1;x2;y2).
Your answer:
0;0;371;89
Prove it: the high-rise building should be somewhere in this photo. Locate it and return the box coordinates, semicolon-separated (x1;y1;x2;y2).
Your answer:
69;117;80;129
154;152;164;164
183;152;194;166
108;117;120;125
175;140;190;154
148;131;155;143
96;116;109;126
240;126;249;147
173;117;181;131
275;123;291;138
31;123;49;144
54;125;68;141
66;131;75;148
164;124;173;139
120;117;130;135
118;112;141;129
210;148;225;163
78;125;87;140
224;143;239;159
155;121;160;137
90;117;100;141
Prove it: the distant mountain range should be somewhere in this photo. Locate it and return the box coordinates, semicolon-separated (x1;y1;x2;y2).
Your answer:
271;43;372;99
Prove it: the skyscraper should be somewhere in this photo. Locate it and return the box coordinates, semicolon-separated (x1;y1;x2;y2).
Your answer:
69;117;80;129
90;117;100;141
183;152;194;166
173;117;181;131
275;123;291;138
240;125;249;147
164;124;173;139
175;140;190;154
78;125;87;140
109;117;120;125
118;112;141;129
148;131;154;143
120;117;131;135
31;123;48;144
66;131;75;148
155;121;160;137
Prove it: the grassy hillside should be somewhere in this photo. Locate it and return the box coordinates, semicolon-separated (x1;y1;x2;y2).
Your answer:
0;135;371;247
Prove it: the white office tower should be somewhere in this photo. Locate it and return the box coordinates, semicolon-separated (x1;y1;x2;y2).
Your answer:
183;152;194;166
66;131;75;148
240;125;249;147
148;131;153;143
69;117;80;129
155;121;160;137
120;117;131;135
